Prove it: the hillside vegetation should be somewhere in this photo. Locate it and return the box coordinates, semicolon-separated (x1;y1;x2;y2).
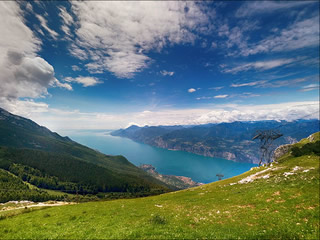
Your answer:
0;108;170;202
1;132;319;239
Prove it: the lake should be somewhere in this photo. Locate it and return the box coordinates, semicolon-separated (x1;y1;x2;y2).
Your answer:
64;130;256;184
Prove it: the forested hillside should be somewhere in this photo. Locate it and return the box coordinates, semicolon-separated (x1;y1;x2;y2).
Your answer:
0;108;170;202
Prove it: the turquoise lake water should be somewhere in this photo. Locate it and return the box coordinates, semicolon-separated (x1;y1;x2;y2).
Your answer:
65;130;256;184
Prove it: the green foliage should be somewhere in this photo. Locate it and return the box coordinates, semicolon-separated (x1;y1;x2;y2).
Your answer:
0;132;318;239
0;169;65;203
0;147;169;200
150;214;167;225
291;141;320;157
0;108;171;199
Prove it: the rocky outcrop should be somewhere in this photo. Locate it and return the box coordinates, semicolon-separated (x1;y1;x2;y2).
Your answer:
307;133;316;142
273;144;293;160
139;164;202;190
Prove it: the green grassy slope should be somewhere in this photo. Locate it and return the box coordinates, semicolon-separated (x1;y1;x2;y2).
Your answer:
0;132;319;239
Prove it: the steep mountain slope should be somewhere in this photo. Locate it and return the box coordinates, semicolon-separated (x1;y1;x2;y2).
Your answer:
112;120;320;163
1;132;319;239
0;108;170;199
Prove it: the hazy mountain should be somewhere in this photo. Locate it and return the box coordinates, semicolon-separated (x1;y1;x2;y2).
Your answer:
111;120;320;163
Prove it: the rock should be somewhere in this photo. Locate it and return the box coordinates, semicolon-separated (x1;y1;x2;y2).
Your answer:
307;133;315;142
273;144;293;160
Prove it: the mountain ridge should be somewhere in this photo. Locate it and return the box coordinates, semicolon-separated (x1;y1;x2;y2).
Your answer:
0;107;171;201
111;120;320;163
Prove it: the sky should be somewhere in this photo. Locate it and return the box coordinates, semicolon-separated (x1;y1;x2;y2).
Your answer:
0;1;319;131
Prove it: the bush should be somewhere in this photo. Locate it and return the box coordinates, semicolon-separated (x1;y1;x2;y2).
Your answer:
150;214;166;225
291;141;320;157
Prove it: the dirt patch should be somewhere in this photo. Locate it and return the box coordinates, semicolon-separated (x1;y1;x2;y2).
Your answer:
272;191;280;196
238;204;255;209
1;201;76;212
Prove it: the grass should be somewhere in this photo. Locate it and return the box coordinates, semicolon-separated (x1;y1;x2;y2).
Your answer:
0;133;319;239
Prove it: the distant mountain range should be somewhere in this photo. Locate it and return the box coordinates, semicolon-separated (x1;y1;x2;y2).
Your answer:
111;120;320;164
0;107;171;202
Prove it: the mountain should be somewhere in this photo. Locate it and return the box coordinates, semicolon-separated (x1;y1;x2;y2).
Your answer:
0;108;171;201
1;132;319;239
111;120;320;163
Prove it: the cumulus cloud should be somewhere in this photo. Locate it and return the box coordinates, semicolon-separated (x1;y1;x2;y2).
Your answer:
0;2;70;107
64;76;102;87
71;65;81;71
69;1;210;78
188;88;197;93
195;102;319;125
160;70;175;76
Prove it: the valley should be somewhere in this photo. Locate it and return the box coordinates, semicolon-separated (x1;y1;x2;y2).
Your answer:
1;132;319;239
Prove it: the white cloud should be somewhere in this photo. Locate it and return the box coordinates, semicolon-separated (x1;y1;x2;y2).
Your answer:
85;63;104;74
231;76;312;89
59;6;73;26
209;86;224;90
239;92;260;98
217;20;260;54
71;65;81;71
231;80;266;88
0;98;49;119
214;94;228;99
35;14;59;40
223;58;295;74
300;84;319;92
195;102;320;125
240;16;319;56
25;2;33;12
6;101;318;131
188;88;196;93
69;1;210;78
0;2;69;102
236;1;314;18
64;76;102;87
196;96;212;100
160;70;174;76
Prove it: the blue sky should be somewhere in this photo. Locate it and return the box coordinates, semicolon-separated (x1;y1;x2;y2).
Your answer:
0;1;319;130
